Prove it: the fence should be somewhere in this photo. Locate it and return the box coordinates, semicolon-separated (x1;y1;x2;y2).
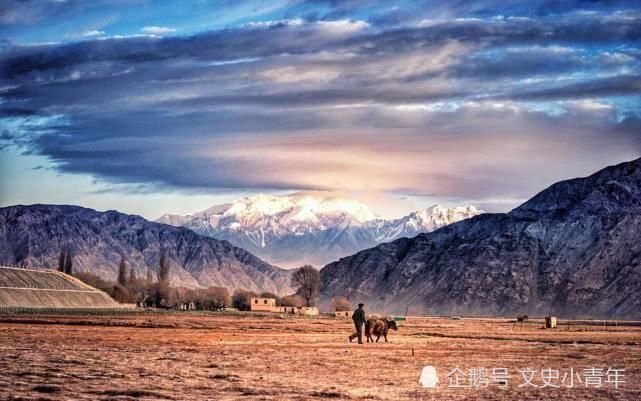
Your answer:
0;306;135;315
511;318;640;331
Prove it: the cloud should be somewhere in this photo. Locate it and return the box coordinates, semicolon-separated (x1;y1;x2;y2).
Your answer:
0;5;640;209
141;26;176;35
81;30;105;37
2;11;640;82
6;102;639;210
505;75;641;101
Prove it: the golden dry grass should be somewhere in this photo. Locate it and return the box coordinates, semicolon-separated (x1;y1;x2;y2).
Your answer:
0;313;639;400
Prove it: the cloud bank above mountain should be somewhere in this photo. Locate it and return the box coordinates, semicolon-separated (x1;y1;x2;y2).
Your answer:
1;0;640;212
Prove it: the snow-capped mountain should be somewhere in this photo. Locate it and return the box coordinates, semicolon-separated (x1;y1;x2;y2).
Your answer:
157;193;482;268
368;205;483;243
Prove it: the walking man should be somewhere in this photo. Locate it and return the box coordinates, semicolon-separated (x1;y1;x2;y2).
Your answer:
349;303;366;344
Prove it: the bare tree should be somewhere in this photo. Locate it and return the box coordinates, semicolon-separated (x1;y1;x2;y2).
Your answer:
199;287;231;310
75;272;112;294
128;266;136;284
157;249;170;284
117;254;127;286
232;289;258;311
146;269;153;285
291;265;320;307
146;282;172;308
281;294;305;307
112;284;132;303
331;296;352;311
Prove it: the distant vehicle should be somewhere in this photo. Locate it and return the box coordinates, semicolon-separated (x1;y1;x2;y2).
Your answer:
451;316;461;320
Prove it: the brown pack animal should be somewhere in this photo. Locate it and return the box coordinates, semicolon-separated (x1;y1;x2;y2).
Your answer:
365;318;398;343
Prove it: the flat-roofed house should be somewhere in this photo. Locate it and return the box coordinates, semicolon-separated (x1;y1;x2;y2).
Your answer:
298;306;319;316
280;306;297;314
250;297;279;312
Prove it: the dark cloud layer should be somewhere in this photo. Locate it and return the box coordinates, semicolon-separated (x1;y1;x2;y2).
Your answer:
0;1;640;208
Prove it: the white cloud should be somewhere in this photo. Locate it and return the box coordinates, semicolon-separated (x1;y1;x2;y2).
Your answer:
81;30;105;37
315;20;369;34
567;99;614;111
141;26;176;35
244;18;305;28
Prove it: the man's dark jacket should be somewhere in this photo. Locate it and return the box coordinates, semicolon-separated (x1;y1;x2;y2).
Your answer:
352;307;365;327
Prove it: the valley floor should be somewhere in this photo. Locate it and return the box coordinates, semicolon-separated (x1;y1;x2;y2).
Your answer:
1;312;640;400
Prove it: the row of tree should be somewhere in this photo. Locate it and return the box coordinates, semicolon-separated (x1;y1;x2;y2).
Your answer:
57;249;73;275
69;250;352;312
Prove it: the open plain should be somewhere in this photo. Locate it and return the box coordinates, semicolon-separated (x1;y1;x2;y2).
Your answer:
1;312;640;401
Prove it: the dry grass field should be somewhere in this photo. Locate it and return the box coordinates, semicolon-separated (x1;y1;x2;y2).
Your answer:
1;312;640;401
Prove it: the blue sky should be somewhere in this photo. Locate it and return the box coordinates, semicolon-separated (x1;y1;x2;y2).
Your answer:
1;0;640;219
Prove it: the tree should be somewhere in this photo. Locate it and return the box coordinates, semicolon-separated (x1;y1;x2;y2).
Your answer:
157;249;170;284
117;255;127;286
128;267;136;284
146;282;172;308
198;287;231;310
75;272;112;294
176;287;197;308
124;271;146;305
291;265;320;307
232;289;258;311
281;294;305;307
111;284;132;303
331;296;352;311
64;252;73;275
209;287;232;310
260;291;281;306
146;269;153;285
58;250;66;272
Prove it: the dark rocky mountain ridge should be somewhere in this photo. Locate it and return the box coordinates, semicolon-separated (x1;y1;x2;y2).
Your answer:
0;204;293;294
320;158;641;318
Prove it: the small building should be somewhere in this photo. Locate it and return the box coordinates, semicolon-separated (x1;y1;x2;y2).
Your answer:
299;306;319;316
278;305;319;315
545;316;557;329
334;310;352;318
249;297;319;316
250;297;279;312
280;306;298;314
177;302;195;310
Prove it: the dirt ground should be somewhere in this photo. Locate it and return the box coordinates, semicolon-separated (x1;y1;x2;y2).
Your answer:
0;312;639;401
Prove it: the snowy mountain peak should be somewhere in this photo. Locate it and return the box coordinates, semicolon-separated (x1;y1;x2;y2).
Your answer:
221;192;378;226
413;204;481;222
157;193;482;267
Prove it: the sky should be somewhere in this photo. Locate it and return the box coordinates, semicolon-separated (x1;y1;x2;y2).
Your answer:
0;0;640;219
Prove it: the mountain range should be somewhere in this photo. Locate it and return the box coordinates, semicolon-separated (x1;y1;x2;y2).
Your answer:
320;158;641;318
0;205;293;294
157;193;481;267
3;158;639;318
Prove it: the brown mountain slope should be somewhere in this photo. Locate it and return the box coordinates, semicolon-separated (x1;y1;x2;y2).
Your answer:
0;205;292;294
320;158;641;318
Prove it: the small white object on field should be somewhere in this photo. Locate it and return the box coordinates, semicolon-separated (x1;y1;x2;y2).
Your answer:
419;365;439;388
